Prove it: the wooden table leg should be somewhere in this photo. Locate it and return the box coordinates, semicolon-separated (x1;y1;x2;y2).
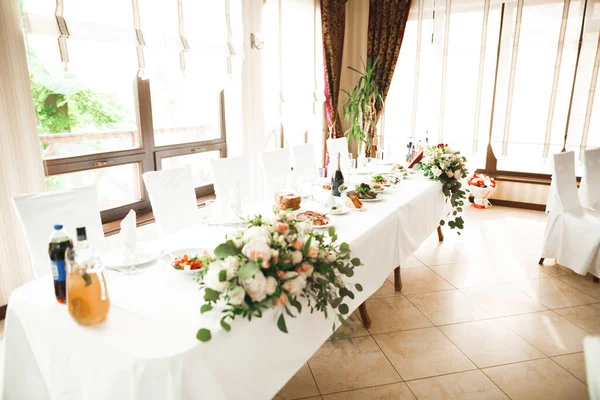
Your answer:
538;258;545;265
437;225;444;242
593;276;599;283
394;266;402;292
358;302;371;329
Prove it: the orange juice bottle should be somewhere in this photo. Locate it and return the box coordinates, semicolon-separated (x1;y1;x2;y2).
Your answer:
66;227;110;326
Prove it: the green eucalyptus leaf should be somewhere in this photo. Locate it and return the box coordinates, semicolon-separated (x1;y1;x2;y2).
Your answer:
220;318;231;332
204;288;219;302
200;304;213;314
338;303;349;314
218;269;227;282
351;257;361;266
355;283;363;292
196;328;212;342
237;261;259;280
214;241;238;259
277;313;288;333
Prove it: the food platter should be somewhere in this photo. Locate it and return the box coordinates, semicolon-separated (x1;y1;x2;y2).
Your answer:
168;248;211;275
296;211;335;229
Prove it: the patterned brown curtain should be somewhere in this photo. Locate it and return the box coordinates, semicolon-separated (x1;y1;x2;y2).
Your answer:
367;0;411;155
320;0;346;139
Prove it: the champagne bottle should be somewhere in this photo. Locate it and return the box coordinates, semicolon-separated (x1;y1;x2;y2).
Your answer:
332;152;344;196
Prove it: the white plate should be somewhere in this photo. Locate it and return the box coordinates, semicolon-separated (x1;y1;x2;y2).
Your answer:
168;248;211;275
312;216;335;229
328;205;348;215
103;247;162;269
360;196;383;202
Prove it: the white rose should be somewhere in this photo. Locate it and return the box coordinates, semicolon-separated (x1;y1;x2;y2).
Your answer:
233;238;243;248
242;239;272;262
242;226;272;244
242;271;268;302
291;250;303;265
295;221;313;235
281;271;308;296
326;252;336;263
228;286;246;305
453;169;462;180
203;261;230;292
223;256;240;279
265;276;278;295
431;166;443;178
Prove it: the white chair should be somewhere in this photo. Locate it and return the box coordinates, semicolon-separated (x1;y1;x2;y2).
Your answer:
539;152;600;278
579;147;600;211
12;185;104;278
292;143;316;174
260;148;292;199
211;156;251;200
585;336;600;400
142;166;199;237
326;137;350;170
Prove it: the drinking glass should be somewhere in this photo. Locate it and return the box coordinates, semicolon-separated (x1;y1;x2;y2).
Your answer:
122;236;139;275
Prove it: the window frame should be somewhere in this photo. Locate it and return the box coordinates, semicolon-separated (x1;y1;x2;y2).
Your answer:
41;76;227;224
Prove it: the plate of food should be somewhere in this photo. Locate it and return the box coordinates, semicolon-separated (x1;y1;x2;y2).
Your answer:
369;183;388;193
296;211;334;228
321;183;332;191
328;204;348;215
371;174;388;186
347;183;381;202
345;192;364;211
168;248;211;274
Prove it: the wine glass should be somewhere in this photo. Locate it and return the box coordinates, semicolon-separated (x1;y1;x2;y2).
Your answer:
122;234;139;275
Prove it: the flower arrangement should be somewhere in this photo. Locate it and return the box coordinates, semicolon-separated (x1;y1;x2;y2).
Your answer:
467;173;497;209
195;212;363;342
419;144;469;232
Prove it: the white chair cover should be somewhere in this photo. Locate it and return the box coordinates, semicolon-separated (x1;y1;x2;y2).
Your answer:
142;166;199;237
579;147;600;211
260;148;292;199
541;152;600;275
585;336;600;400
12;185;104;278
211;156;251;201
292;143;316;170
326;137;350;170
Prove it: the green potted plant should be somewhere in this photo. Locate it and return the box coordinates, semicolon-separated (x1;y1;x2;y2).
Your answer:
341;58;384;157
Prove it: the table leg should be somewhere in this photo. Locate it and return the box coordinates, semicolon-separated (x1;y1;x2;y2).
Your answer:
437;225;444;242
394;266;402;292
593;276;599;283
538;258;545;265
358;302;372;329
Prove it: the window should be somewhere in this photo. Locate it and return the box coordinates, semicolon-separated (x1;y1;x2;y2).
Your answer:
21;0;241;222
383;0;599;175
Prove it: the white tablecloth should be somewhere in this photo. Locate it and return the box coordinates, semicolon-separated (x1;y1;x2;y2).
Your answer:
2;176;445;400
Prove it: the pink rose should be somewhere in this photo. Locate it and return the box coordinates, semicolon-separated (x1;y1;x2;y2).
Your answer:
445;170;453;178
262;259;270;269
275;222;289;233
292;239;303;250
308;247;319;258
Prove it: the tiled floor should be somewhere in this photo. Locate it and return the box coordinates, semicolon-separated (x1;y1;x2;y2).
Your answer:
274;206;597;400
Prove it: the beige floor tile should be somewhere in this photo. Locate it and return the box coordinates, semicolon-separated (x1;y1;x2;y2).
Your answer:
555;303;600;334
557;274;600;299
372;280;404;299
308;336;401;394
440;320;544;368
373;327;476;381
510;278;598;309
413;247;469;266
536;261;575;277
429;263;502;288
365;296;433;334
402;256;428;269
396;268;454;294
483;358;589;400
460;284;547;317
322;382;415;400
552;353;587;384
333;312;369;339
406;370;508;400
499;311;588;356
273;364;320;400
406;290;492;325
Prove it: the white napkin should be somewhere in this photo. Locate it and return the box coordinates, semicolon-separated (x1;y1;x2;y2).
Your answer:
120;209;137;249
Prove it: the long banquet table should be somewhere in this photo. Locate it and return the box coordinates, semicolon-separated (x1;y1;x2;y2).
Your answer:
2;174;446;400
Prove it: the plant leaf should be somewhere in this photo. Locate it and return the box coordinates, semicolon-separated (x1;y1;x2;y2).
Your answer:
351;257;361;266
339;303;349;314
200;304;213;314
277;313;288;333
237;261;259;280
220;318;231;332
196;328;212;342
204;288;220;302
355;283;363;292
218;269;227;282
214;241;238;259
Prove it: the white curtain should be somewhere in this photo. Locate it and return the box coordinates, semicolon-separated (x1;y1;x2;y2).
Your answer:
0;0;46;306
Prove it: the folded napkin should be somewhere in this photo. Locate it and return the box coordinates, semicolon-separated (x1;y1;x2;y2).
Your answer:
120;209;137;249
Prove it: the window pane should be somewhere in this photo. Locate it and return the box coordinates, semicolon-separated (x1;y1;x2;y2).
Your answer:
160;150;221;188
24;33;139;159
46;163;142;210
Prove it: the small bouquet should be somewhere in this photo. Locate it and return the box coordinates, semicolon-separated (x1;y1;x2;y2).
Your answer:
195;211;363;342
467;173;497;209
419;144;469;232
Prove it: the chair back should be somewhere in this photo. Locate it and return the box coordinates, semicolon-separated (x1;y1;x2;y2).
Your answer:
552;151;581;212
326;137;350;169
211;156;251;201
260;148;292;199
580;147;600;210
142;166;199;237
12;185;104;278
